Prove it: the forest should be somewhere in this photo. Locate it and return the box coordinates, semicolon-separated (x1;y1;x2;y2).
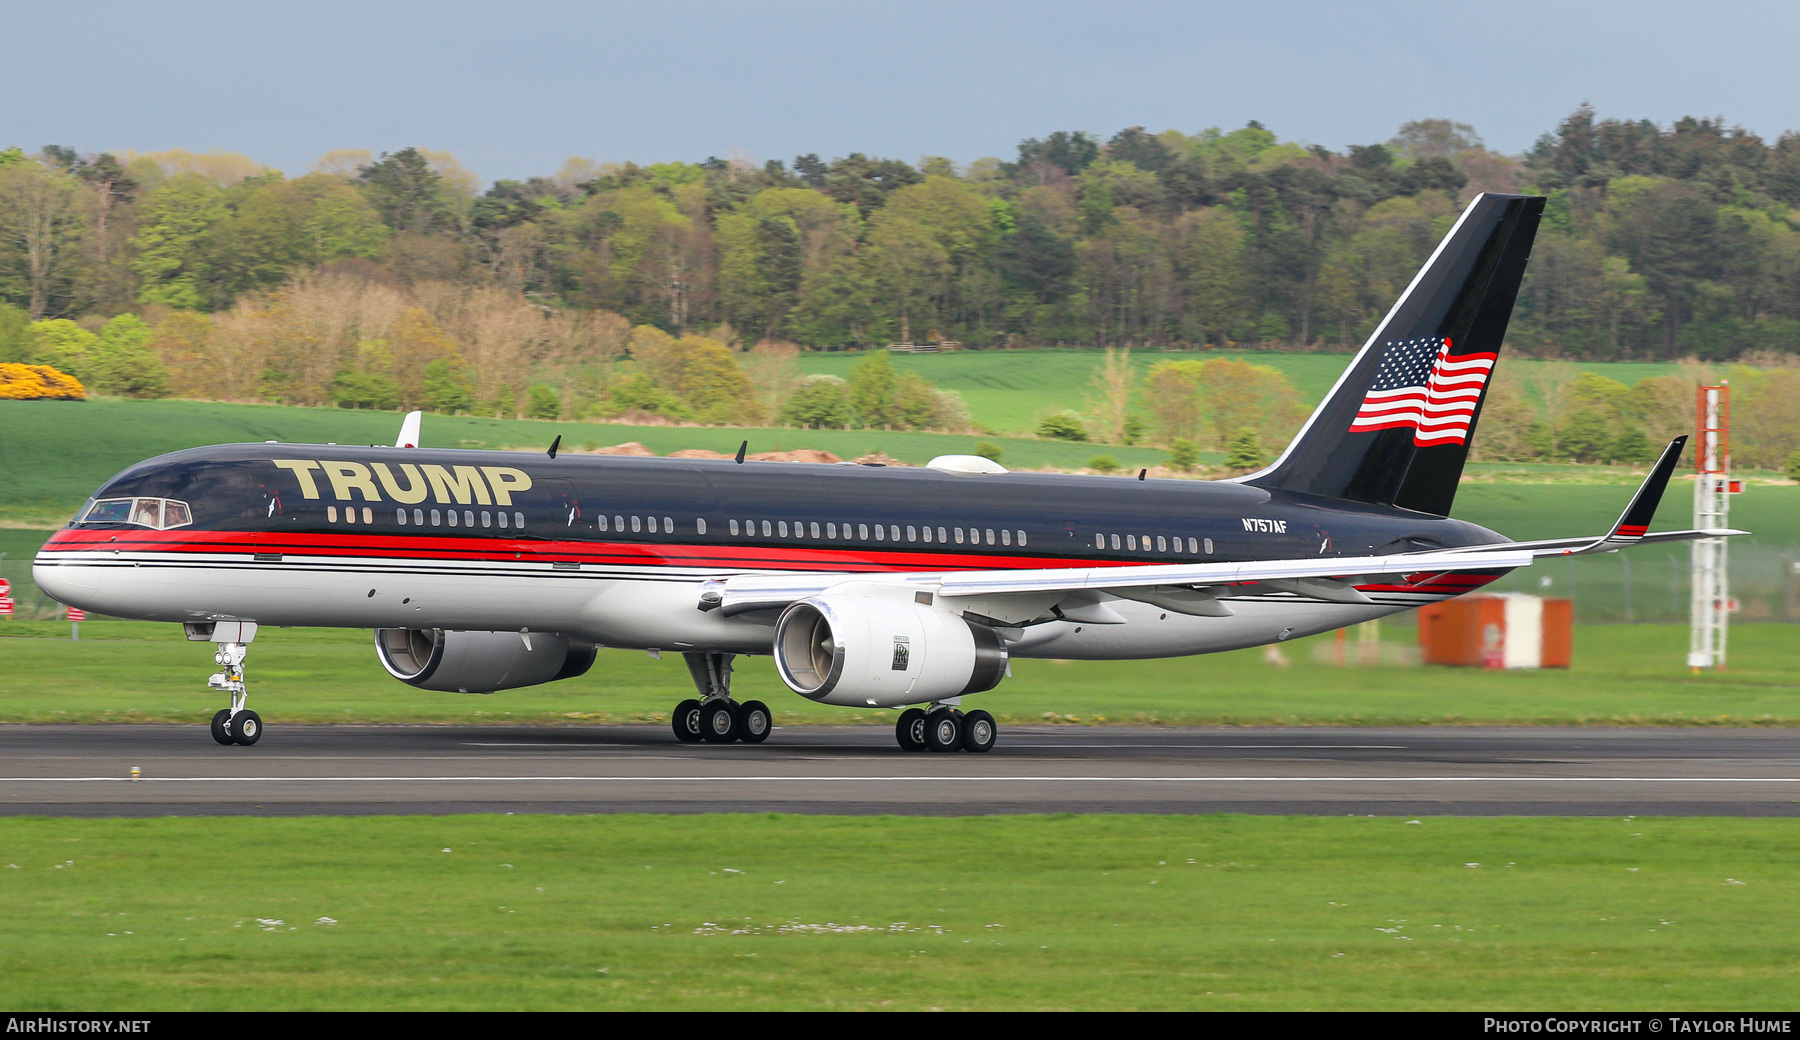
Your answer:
0;109;1797;470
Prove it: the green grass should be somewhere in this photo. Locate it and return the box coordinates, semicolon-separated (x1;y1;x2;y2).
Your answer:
0;621;1793;727
2;813;1796;1010
799;349;1688;435
0;398;1175;525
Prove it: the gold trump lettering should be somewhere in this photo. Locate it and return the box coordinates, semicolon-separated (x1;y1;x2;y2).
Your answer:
270;459;533;505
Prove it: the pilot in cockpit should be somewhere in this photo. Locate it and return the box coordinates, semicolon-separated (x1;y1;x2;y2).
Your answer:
131;499;161;527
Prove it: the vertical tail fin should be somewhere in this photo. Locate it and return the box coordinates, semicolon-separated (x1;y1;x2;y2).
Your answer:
1243;192;1544;516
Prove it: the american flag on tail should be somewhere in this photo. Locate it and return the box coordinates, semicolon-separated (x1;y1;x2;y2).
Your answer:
1348;336;1495;446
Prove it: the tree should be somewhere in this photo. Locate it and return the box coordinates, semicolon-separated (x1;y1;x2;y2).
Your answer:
1037;410;1088;441
131;174;227;309
0;161;84;317
1166;438;1199;471
357;148;454;233
781;374;850;428
328;370;401;409
1143;359;1203;442
1223;428;1267;471
526;384;561;419
423;356;475;413
972;440;1004;463
1087;454;1120;474
1085;347;1135;443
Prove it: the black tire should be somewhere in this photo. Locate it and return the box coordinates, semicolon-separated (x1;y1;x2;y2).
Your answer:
737;701;772;744
962;710;998;753
924;709;962;753
231;709;263;747
210;709;234;746
896;708;927;752
672;699;703;743
700;701;738;743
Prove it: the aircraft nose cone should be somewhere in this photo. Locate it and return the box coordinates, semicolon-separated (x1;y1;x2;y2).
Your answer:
32;555;102;611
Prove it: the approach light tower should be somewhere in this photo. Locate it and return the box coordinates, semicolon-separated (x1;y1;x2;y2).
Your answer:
1688;384;1733;672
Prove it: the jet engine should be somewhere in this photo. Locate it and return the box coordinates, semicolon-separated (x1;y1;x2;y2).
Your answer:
773;596;1008;708
375;628;597;693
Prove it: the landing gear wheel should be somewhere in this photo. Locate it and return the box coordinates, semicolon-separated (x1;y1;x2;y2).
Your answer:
210;709;234;746
737;701;772;744
896;708;927;752
672;699;703;743
924;709;962;753
961;710;997;753
700;701;738;743
231;709;262;747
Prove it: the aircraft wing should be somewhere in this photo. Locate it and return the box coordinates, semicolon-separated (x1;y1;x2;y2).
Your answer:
702;547;1535;618
698;437;1746;619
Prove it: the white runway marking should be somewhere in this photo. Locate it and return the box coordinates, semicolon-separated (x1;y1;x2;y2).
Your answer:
7;775;1800;784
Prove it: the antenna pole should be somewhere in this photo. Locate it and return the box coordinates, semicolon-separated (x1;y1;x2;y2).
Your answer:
1688;384;1731;672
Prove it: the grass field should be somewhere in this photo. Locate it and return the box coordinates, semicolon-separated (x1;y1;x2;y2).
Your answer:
0;398;1177;526
798;349;1687;436
0;620;1792;728
2;813;1795;1010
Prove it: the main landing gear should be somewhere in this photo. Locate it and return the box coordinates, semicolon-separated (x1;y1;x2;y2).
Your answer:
188;621;263;747
672;652;771;745
896;703;997;754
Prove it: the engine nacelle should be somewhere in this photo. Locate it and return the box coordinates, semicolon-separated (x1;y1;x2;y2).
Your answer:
773;595;1008;708
375;628;597;693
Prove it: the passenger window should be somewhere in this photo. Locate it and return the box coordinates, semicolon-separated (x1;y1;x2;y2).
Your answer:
907;525;916;542
396;509;408;525
347;508;358;525
614;515;624;531
826;522;835;538
413;508;424;525
1018;531;1027;547
497;512;508;529
697;519;707;535
598;515;609;532
1157;536;1166;552
482;511;492;529
1110;534;1120;550
874;525;884;541
328;506;339;523
759;520;770;537
984;528;994;545
936;527;946;543
1204;538;1214;554
1001;529;1011;546
729;519;738;535
1095;533;1104;549
513;512;523;529
857;524;868;540
810;522;820;538
921;526;932;543
954;527;964;544
664;517;673;531
462;511;473;527
778;521;789;537
631;516;642;533
1127;535;1137;551
1188;537;1197;554
430;509;441;526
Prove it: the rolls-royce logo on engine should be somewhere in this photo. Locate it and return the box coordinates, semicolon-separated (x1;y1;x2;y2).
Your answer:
891;636;910;671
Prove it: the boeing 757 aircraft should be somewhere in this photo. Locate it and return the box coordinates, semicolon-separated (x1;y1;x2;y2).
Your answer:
33;193;1741;752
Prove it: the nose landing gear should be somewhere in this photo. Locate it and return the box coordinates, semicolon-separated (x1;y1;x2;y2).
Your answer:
189;621;262;746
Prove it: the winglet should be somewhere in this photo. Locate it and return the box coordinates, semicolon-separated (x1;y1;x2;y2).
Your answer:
1604;435;1686;545
396;410;422;449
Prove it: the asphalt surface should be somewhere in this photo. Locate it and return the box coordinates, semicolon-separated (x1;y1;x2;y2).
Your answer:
5;724;1800;817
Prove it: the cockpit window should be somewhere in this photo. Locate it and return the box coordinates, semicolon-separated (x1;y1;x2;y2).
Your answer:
82;497;194;530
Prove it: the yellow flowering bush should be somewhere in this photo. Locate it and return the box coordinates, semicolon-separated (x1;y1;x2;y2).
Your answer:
0;363;86;400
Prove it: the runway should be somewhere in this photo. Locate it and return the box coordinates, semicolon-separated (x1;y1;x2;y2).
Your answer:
5;723;1800;817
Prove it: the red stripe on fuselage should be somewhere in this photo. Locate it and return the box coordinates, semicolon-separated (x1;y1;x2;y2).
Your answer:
39;526;1123;574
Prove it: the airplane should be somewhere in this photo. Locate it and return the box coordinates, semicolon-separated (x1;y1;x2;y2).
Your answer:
32;192;1743;753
